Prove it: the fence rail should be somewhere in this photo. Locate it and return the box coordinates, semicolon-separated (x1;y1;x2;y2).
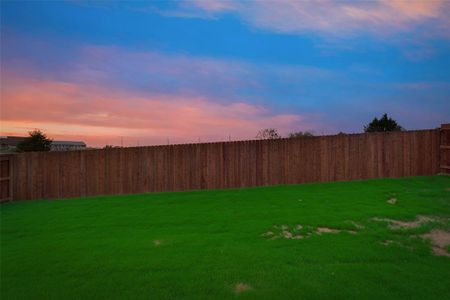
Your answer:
1;126;448;201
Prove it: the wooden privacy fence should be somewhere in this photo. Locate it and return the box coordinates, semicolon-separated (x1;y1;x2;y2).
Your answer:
1;126;448;202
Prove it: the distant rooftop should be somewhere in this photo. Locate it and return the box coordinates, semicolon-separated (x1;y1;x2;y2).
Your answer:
0;136;26;147
1;136;86;148
51;140;86;146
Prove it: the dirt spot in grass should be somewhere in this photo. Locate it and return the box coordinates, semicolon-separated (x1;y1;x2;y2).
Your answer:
316;227;341;234
387;197;397;204
282;230;293;239
431;247;450;257
422;230;450;248
263;223;359;240
372;215;442;229
153;240;161;246
234;283;253;294
292;235;304;239
382;240;394;246
262;224;305;240
281;230;303;240
421;230;450;257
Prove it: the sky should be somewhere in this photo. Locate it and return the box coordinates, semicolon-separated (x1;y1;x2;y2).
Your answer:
1;0;449;147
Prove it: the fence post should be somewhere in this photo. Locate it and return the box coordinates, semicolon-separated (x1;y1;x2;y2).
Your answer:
0;154;14;202
440;124;450;174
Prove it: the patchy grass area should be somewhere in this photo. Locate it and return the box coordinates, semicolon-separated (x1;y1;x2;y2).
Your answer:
1;176;450;299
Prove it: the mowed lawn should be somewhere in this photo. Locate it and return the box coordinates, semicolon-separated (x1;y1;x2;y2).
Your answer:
1;176;450;299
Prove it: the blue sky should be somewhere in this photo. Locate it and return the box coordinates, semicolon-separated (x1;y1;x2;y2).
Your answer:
1;0;449;146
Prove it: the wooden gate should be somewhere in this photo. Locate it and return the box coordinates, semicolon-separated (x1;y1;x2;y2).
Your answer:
440;124;450;174
0;154;14;202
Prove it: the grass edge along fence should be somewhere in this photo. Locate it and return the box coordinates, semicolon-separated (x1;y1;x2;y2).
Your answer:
2;125;449;201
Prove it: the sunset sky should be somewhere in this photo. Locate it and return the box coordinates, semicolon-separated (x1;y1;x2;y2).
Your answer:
1;0;449;147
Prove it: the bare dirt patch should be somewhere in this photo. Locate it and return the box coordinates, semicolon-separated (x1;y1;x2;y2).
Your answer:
431;247;450;257
381;240;394;246
316;227;340;234
263;223;358;240
282;230;293;239
387;197;397;204
153;240;161;246
263;224;304;240
281;230;303;240
234;283;253;294
372;215;441;229
421;229;450;257
422;230;450;248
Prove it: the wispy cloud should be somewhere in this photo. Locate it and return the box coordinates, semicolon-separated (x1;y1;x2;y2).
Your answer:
2;37;335;108
74;45;334;101
182;0;450;38
71;0;450;40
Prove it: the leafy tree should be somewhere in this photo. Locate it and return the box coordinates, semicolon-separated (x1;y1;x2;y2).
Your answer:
364;113;404;133
256;128;281;139
288;131;314;138
17;130;52;152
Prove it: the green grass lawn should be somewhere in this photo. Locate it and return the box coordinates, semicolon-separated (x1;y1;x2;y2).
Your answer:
1;176;450;299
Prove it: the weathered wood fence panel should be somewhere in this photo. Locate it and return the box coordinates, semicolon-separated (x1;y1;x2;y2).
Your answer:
440;124;450;174
0;154;14;202
3;127;446;201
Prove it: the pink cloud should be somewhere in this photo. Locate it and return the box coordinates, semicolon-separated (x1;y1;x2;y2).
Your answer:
1;74;314;147
186;0;450;38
